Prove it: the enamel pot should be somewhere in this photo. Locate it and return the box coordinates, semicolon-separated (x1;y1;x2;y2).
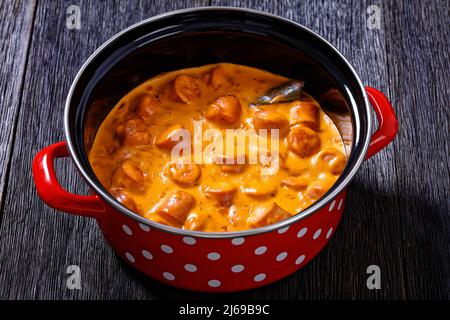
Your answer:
32;7;398;292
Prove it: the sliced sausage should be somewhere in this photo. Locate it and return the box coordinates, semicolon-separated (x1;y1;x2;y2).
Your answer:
220;162;246;174
281;176;309;190
136;94;160;120
174;74;201;103
247;202;290;227
288;125;321;157
115;118;151;146
242;181;277;198
210;65;232;89
183;212;206;231
305;184;326;200
167;159;201;187
154;190;195;226
111;161;146;192
290;102;320;130
202;182;237;207
206;95;241;125
214;154;246;174
252;110;289;136
121;160;145;185
155;124;185;150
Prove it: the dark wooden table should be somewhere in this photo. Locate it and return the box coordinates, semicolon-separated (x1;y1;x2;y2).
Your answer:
0;0;448;300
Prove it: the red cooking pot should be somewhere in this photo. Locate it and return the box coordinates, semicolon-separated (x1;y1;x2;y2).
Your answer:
32;8;398;292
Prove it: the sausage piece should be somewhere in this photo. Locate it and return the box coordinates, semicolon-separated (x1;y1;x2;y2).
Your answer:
202;182;237;207
210;65;232;89
288;125;321;157
220;162;246;174
167;159;201;187
281;176;309;190
242;181;277;198
111;160;146;192
121;160;145;185
247;202;290;227
183;212;206;231
206;96;241;125
214;154;246;174
174;74;201;103
154;190;195;226
290;102;320;130
136;94;160;120
115;118;151;146
252;110;289;136
305;184;326;200
155;124;186;150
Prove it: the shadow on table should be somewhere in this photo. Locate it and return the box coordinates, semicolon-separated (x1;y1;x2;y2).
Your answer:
117;179;449;300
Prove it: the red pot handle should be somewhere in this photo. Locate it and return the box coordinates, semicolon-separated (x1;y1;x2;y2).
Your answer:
365;87;398;159
32;141;105;218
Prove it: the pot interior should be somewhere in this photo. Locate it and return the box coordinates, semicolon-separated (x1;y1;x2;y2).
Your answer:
67;8;369;227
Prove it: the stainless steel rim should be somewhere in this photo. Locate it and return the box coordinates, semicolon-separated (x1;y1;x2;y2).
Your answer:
64;6;372;239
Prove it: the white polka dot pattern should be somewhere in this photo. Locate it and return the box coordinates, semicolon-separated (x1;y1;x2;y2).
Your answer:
122;224;132;235
231;237;245;245
295;255;306;265
254;273;266;282
326;227;333;239
329;200;336;212
184;264;198;272
163;272;175;281
142;250;153;260
208;280;221;287
276;252;288;261
138;223;150;232
277;226;289;234
313;228;322;240
117;193;344;291
338;198;344;210
231;264;244;273
183;236;196;245
125;252;135;263
207;252;221;261
297;227;307;238
255;246;267;255
161;244;173;254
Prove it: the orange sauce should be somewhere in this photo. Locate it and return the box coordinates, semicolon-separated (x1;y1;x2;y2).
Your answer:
88;63;347;232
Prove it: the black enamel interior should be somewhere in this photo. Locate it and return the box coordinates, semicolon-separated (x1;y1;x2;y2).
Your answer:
66;9;368;216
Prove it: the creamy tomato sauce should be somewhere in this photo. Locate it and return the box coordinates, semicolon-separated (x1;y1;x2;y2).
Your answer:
88;63;347;232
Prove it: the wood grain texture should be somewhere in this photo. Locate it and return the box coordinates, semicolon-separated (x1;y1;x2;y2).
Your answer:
382;0;450;299
0;0;448;300
0;0;37;218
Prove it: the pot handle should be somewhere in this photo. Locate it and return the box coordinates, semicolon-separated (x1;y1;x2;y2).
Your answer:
32;141;105;218
365;87;398;159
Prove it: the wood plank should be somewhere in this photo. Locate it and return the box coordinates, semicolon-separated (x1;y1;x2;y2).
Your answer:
0;0;210;300
383;0;450;299
0;0;37;215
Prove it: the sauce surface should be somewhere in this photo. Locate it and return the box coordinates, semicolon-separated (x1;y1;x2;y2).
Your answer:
88;63;347;232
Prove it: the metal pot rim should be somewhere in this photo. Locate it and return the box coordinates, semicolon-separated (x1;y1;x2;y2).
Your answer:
64;6;371;239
